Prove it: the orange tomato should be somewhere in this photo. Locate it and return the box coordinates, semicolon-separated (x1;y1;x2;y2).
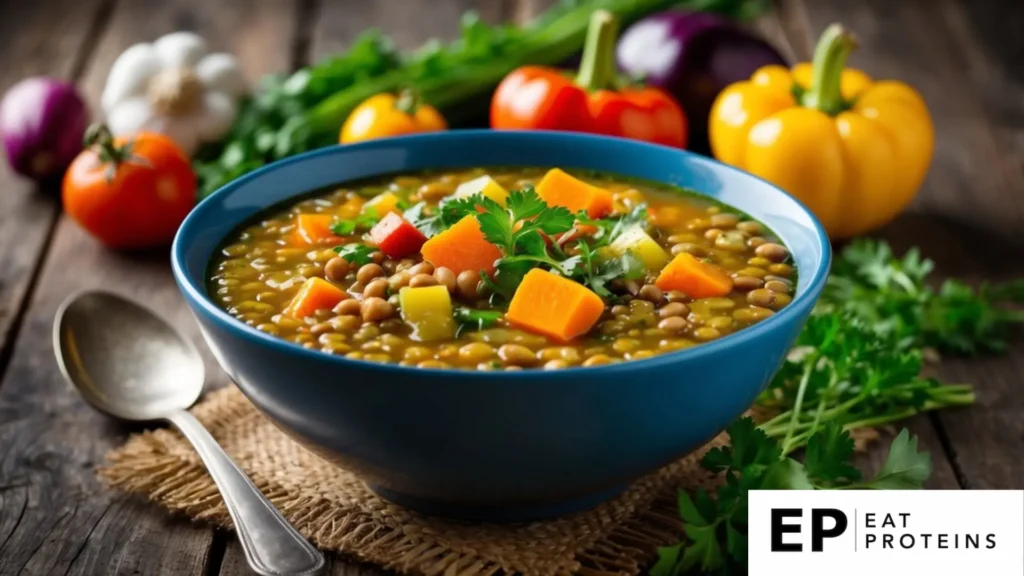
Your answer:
63;125;196;249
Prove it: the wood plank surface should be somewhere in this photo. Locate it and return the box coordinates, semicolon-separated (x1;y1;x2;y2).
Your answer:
783;0;1024;490
0;1;301;574
0;0;111;383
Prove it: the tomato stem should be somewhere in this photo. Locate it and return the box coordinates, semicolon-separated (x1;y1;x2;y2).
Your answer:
84;124;133;165
395;88;422;116
801;23;857;115
575;10;620;92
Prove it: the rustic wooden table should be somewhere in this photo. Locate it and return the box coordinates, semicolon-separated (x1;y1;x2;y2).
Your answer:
0;0;1021;574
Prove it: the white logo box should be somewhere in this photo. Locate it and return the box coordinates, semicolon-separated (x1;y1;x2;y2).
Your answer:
749;490;1024;575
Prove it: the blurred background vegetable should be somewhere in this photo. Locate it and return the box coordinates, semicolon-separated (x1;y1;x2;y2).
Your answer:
0;77;89;185
193;0;770;198
491;10;687;147
616;10;786;154
340;89;447;144
709;24;934;239
102;31;247;157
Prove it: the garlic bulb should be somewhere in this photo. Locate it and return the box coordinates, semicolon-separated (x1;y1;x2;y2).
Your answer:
101;32;246;156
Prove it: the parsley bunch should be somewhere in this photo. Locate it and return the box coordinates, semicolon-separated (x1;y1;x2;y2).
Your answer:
652;419;932;575
823;239;1024;355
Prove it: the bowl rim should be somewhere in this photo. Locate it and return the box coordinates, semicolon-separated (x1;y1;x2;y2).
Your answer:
172;130;832;379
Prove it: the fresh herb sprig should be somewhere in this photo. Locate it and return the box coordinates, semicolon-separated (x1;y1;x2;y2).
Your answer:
652;419;932;576
822;238;1024;355
453;307;504;337
333;243;379;265
756;311;974;454
330;208;381;236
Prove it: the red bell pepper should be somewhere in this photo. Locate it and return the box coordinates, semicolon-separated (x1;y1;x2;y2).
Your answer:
369;213;427;259
490;10;688;149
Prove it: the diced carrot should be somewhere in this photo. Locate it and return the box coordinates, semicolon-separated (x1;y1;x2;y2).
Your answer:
370;213;427;259
284;277;348;319
420;215;502;276
655;253;734;298
364;192;401;216
535;168;613;219
292;214;342;246
506;269;605;342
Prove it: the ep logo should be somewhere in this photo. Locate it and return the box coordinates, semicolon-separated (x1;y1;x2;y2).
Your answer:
771;508;849;552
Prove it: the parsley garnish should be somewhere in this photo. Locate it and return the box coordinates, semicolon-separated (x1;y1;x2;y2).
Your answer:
330;207;380;235
332;243;378;265
453;307;503;337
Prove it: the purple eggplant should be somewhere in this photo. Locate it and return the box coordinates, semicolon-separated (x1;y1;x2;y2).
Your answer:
617;11;787;154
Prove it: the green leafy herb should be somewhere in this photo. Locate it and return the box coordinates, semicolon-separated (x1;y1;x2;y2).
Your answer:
651;419;932;576
453;307;504;337
330;207;380;236
333;243;379;266
571;242;644;298
193;0;768;198
823;238;1024;354
756;311;974;455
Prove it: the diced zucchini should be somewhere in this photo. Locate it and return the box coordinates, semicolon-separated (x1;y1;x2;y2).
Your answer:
609;226;670;271
398;285;455;342
452;175;508;206
364;192;401;216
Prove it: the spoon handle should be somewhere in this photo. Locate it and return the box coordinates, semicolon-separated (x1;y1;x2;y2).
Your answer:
167;409;325;576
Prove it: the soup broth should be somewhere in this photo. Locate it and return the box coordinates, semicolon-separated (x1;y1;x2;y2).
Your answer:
208;167;795;370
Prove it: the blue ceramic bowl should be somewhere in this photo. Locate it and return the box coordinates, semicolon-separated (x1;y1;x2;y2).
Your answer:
172;131;830;521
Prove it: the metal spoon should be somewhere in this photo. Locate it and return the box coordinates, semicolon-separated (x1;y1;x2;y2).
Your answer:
53;290;325;576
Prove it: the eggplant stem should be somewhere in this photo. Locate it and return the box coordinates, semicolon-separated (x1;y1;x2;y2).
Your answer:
575;10;620;92
801;23;858;115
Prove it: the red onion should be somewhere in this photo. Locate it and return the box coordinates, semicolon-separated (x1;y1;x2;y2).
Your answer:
617;11;787;154
0;77;89;183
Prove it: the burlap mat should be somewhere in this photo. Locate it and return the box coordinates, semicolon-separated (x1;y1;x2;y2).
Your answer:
100;386;876;576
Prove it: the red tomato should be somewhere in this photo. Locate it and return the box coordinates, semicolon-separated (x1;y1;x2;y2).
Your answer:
62;125;196;249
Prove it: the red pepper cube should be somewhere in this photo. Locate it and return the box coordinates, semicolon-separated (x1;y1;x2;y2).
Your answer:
369;213;427;259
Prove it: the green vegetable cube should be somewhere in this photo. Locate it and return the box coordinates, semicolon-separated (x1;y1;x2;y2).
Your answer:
399;285;455;342
609;226;669;271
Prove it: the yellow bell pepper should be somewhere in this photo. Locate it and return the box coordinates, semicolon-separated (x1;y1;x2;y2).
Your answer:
340;89;447;144
709;24;934;239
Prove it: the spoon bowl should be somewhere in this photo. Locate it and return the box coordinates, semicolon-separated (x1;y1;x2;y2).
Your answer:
54;290;204;421
53;290;325;576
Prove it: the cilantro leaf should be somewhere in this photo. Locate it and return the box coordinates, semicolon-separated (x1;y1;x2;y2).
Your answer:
453;307;503;337
333;243;378;265
804;423;862;485
649;544;681;576
760;458;814;490
702;417;781;473
863;428;932;490
607;203;649;243
330;207;380;235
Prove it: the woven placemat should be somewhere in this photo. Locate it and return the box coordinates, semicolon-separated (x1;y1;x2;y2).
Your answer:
100;386;876;576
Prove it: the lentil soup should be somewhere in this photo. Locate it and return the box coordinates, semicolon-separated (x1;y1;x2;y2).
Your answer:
208;167;796;370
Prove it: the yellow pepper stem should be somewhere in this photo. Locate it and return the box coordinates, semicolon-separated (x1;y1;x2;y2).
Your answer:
575;10;620;91
801;23;858;115
395;88;422;115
